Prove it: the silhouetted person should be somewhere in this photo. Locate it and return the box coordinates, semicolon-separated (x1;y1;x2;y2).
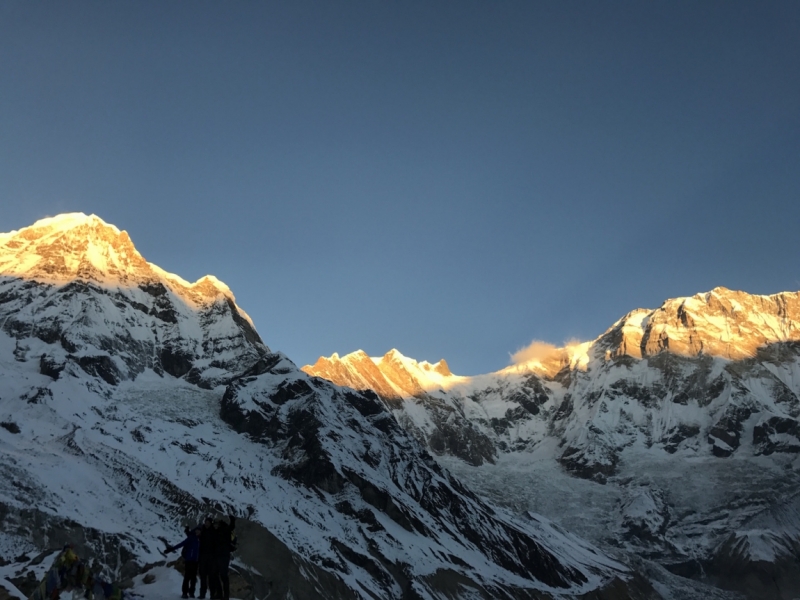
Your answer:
210;515;236;600
197;517;215;599
165;527;201;598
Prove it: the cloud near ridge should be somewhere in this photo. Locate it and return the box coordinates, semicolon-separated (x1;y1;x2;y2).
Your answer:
510;338;586;366
510;340;561;365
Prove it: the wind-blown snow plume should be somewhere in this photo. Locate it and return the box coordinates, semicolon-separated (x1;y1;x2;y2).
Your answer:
511;340;561;365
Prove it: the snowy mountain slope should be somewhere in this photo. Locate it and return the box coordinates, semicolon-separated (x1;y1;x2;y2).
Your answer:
303;287;800;599
0;214;655;600
219;353;638;598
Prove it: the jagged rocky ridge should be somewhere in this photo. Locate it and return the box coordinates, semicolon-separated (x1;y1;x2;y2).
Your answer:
304;288;800;600
0;214;654;599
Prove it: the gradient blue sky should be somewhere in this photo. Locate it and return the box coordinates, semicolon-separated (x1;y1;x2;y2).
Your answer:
1;2;799;375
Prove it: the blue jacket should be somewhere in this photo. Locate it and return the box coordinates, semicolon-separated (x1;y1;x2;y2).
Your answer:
170;533;200;563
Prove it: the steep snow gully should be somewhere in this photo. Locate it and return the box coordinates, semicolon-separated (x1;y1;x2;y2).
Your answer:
0;215;657;600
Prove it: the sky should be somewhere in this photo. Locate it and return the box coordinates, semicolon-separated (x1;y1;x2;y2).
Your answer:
1;2;799;375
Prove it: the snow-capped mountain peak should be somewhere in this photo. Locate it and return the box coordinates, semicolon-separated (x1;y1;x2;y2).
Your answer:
597;286;800;361
0;213;148;283
0;213;266;388
0;212;243;311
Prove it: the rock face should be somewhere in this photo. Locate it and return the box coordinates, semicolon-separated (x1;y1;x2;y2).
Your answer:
304;287;800;600
0;214;650;600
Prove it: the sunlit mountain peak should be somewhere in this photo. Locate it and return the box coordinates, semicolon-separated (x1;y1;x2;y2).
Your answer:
0;212;248;315
303;348;464;399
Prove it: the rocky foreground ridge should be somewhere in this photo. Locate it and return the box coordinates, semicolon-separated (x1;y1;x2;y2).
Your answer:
304;288;800;600
0;214;656;600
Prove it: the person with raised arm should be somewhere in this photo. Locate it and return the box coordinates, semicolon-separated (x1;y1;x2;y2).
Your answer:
164;526;201;598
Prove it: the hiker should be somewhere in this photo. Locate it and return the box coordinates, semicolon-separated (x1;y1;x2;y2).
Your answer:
197;516;215;599
165;526;201;598
210;514;236;600
30;544;123;600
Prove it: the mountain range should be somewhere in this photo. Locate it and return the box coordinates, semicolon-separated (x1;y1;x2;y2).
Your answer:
0;214;660;600
304;288;800;600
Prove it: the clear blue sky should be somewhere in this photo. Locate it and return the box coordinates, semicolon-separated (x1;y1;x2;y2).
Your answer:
1;2;799;375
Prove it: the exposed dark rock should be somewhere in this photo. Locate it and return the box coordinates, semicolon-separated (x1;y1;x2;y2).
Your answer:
0;421;20;434
240;353;287;377
232;518;358;600
183;367;210;388
409;394;496;466
76;355;122;385
708;404;757;457
60;335;79;353
149;305;178;324
427;417;496;466
159;346;194;378
343;389;385;417
136;282;179;323
39;354;65;380
771;380;800;414
7;569;38;598
553;395;573;421
343;468;426;534
621;488;671;547
33;325;61;345
225;298;264;347
661;424;701;454
138;282;169;298
172;441;198;454
271;378;314;406
509;375;551;416
704;375;727;407
26;388;52;404
609;380;663;409
705;531;800;600
559;445;618;483
581;573;662;600
753;416;800;455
